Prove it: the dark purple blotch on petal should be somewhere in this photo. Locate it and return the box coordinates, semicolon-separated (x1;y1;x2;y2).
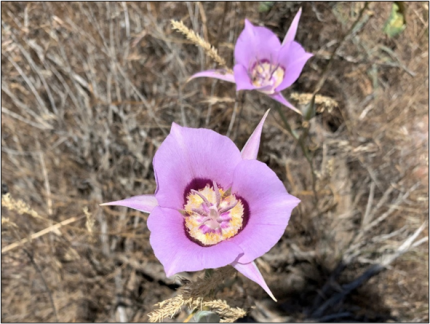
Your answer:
234;193;250;233
182;178;213;205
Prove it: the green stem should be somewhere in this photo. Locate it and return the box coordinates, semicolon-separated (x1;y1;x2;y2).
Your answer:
204;269;216;299
204;269;214;279
276;104;319;208
274;104;299;140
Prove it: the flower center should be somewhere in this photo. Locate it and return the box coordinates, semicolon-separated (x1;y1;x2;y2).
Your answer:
182;181;244;246
250;60;285;94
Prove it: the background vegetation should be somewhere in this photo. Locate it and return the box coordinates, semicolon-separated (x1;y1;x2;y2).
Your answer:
1;2;428;322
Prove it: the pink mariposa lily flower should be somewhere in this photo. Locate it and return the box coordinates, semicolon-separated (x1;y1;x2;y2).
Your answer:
190;9;313;114
101;110;300;301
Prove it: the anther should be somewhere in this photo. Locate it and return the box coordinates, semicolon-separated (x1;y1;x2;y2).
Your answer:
218;200;238;214
178;209;190;216
222;187;232;199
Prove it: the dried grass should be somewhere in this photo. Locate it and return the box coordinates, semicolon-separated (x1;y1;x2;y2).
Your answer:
1;2;428;322
171;19;231;72
148;267;245;323
2;193;45;221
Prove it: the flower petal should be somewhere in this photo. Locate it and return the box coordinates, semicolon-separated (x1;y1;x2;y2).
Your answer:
100;194;158;213
231;260;276;301
235;19;281;67
233;64;256;91
189;69;235;83
241;109;270;160
148;206;244;276
153;123;243;209
269;92;302;115
231;159;300;263
276;41;313;91
282;8;302;46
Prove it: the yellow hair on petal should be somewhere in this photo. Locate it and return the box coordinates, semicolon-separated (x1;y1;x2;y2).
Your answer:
183;184;244;246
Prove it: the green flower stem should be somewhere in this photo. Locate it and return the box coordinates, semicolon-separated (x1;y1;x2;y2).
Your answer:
204;269;217;299
204;269;214;279
274;104;299;140
275;104;319;208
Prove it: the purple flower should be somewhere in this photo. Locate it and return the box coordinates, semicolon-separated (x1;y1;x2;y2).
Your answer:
101;110;300;301
190;9;313;114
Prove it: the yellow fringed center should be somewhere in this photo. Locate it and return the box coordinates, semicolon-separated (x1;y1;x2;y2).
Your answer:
183;183;244;246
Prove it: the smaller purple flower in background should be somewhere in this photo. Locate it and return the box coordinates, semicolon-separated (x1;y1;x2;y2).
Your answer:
101;110;300;301
190;8;313;114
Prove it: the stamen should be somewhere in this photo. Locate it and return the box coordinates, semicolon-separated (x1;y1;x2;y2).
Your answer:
218;200;238;214
217;216;231;223
270;63;281;77
192;207;207;216
191;189;211;206
213;181;221;207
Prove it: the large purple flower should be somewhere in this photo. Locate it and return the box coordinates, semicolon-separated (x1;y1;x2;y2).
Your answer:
190;9;313;114
101;110;300;301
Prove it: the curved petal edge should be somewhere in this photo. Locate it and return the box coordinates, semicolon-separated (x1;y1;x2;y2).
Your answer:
232;260;277;302
188;69;235;83
270;93;302;115
241;109;270;160
282;7;302;46
148;207;244;277
100;194;158;214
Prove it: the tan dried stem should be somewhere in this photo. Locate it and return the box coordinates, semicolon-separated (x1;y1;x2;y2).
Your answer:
203;299;247;323
171;20;232;73
83;206;95;233
2;217;18;228
1;193;46;221
147;266;245;323
147;295;202;323
290;92;338;113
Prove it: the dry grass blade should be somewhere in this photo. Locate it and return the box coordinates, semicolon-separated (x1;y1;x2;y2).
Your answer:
147;266;244;322
2;216;84;254
147;295;201;323
171;20;231;72
2;217;18;228
1;107;53;130
2;193;46;221
202;300;246;323
148;296;246;323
